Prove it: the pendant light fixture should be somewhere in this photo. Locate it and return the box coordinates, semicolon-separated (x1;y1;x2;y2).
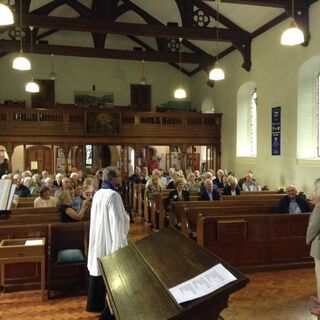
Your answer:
281;0;304;45
0;3;14;26
25;26;39;93
140;59;147;85
209;0;225;81
12;0;31;71
49;53;57;80
174;38;187;99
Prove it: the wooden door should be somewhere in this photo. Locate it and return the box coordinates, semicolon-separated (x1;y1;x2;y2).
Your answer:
26;146;52;173
101;146;111;168
130;84;151;111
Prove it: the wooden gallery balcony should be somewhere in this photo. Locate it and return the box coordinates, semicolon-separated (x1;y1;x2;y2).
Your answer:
0;107;222;147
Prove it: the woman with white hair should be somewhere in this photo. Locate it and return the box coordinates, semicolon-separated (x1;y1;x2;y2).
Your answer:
306;178;320;315
53;173;63;188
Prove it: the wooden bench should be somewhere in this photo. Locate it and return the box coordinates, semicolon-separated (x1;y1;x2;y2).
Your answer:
0;221;89;294
0;206;90;225
196;212;312;272
11;207;58;216
153;192;285;230
167;197;283;230
180;205;280;238
48;222;89;298
17;197;37;208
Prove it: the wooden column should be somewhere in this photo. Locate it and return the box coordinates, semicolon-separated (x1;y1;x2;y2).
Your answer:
134;144;143;168
61;144;71;176
4;143;14;173
23;144;26;171
180;144;187;173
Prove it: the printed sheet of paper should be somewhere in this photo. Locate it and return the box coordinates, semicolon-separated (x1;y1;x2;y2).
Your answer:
169;263;237;304
25;239;43;246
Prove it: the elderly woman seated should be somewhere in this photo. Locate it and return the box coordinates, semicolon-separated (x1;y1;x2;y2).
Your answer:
58;190;91;222
185;172;200;192
223;176;241;196
146;175;164;201
34;186;57;208
165;178;190;209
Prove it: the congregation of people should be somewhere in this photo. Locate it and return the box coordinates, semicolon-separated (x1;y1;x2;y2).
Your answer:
2;160;320;318
1;164;313;218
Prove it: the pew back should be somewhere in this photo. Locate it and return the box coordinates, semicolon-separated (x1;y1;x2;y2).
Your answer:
180;205;279;237
196;212;312;271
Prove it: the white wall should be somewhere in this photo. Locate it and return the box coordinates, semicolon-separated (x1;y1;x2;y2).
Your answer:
191;1;320;195
0;54;191;110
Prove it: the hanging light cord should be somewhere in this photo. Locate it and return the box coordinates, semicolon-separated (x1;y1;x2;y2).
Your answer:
179;39;182;73
142;59;145;77
30;26;34;54
291;0;294;21
19;0;23;52
215;0;220;63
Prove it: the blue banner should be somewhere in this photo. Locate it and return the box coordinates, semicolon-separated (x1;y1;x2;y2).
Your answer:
272;106;281;155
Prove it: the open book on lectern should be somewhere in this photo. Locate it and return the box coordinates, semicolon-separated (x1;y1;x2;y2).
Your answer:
0;180;16;210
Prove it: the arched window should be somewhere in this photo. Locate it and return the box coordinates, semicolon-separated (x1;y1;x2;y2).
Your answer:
85;145;93;167
297;56;320;159
317;74;320;157
237;82;257;157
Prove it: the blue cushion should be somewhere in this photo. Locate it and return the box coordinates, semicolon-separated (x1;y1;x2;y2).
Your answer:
56;249;85;264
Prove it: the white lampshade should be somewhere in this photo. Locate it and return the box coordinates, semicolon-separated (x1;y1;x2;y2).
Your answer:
174;86;187;99
12;55;31;71
0;4;14;26
281;21;304;46
25;80;39;93
209;65;225;81
140;75;147;85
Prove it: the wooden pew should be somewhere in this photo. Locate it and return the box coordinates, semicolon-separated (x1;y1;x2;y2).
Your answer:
0;206;90;225
180;205;279;238
150;191;199;229
17;197;37;208
0;223;49;292
196;212;312;272
167;197;283;230
0;221;90;293
11;207;58;216
154;192;285;230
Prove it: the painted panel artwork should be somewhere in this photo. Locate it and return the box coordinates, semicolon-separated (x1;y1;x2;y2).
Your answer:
75;91;114;108
86;112;120;134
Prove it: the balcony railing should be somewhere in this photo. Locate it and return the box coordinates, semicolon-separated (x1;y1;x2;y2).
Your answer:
0;107;221;144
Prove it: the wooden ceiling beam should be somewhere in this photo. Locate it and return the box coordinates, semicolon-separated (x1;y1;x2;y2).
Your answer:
19;14;250;43
202;0;308;8
194;0;246;31
0;39;211;64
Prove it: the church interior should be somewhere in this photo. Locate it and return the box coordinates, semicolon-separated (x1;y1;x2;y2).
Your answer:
1;0;320;319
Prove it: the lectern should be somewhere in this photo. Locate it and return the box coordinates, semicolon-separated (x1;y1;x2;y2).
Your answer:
99;227;249;320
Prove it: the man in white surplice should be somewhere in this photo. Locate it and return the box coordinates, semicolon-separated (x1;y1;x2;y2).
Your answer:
86;166;130;319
